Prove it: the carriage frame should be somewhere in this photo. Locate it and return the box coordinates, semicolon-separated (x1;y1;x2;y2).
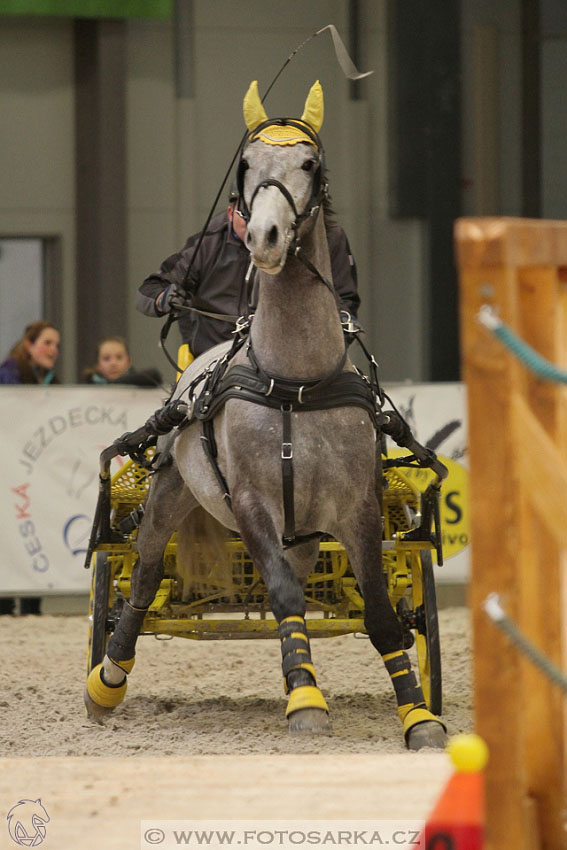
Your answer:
86;440;446;715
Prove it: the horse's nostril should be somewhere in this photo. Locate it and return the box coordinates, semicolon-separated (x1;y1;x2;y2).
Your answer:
268;225;278;246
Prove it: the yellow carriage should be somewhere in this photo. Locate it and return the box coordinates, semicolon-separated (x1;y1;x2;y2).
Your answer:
86;439;445;716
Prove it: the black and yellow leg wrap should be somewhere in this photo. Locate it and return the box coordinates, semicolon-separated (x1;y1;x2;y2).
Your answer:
382;650;446;740
279;616;328;716
383;650;426;709
105;601;147;662
279;616;317;692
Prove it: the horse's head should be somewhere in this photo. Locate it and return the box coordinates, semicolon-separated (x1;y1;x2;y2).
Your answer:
238;81;326;274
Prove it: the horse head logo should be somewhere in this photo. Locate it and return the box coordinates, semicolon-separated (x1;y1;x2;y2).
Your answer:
6;799;50;847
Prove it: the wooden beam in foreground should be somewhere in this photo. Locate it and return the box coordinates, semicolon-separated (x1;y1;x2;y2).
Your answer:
456;217;567;850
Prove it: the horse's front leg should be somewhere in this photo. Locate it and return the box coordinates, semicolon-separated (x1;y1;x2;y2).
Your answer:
233;491;331;735
338;496;447;750
85;459;197;719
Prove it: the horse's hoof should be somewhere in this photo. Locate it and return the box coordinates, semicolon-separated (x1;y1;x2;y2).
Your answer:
83;688;114;723
406;720;447;751
288;707;333;736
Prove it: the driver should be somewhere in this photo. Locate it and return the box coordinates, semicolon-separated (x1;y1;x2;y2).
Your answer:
135;188;360;359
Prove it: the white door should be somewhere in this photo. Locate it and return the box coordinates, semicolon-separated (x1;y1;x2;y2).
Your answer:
0;238;43;361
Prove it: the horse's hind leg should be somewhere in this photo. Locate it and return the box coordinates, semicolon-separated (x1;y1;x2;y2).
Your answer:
85;460;197;720
338;498;446;750
233;495;331;735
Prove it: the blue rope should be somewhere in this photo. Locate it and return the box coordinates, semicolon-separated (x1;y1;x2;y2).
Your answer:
478;305;567;383
483;594;567;691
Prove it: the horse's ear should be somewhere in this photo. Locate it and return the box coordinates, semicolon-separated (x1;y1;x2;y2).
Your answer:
243;80;268;131
301;80;324;132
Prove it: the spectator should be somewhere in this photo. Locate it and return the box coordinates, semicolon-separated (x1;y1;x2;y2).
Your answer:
83;336;161;387
0;320;60;385
0;320;60;615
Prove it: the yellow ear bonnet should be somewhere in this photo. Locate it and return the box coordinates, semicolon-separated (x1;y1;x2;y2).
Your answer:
301;81;324;133
243;80;268;132
242;80;324;147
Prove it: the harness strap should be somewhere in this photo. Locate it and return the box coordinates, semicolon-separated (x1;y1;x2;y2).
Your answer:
281;403;296;546
279;403;325;549
193;363;379;424
246;342;348;402
174;303;241;323
201;420;232;511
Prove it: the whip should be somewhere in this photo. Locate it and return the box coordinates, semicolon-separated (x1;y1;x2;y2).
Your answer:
159;25;373;371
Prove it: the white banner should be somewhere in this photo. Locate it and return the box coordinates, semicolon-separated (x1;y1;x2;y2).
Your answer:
0;383;468;594
0;386;163;594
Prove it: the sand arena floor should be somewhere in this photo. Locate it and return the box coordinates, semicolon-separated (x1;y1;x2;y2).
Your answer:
0;607;471;849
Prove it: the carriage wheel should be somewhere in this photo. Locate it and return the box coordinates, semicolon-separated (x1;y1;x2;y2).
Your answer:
410;549;442;715
86;552;111;674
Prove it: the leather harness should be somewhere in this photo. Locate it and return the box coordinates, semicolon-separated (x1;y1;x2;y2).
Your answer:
187;333;382;549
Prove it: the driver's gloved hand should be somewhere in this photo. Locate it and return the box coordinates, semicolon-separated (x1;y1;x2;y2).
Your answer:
156;284;189;314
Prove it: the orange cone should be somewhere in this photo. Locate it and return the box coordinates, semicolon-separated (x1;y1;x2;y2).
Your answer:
423;734;488;849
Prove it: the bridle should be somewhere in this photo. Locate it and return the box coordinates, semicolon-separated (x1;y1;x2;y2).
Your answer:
159;119;334;373
237;118;327;228
236;117;338;303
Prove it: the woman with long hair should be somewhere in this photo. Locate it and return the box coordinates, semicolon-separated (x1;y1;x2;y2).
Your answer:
0;320;60;385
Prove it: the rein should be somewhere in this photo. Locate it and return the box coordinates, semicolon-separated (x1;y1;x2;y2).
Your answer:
170;121;359;545
187;151;359;547
159;138;338;374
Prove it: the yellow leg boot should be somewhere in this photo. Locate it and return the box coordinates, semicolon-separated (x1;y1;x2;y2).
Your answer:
286;686;331;735
400;704;447;750
84;657;135;721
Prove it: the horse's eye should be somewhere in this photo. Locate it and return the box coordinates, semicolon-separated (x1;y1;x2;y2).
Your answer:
301;160;315;172
240;159;249;171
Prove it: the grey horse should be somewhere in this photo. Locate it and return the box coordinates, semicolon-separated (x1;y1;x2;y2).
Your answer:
85;80;446;750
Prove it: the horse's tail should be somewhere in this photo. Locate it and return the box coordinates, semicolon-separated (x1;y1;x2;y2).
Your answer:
175;506;234;602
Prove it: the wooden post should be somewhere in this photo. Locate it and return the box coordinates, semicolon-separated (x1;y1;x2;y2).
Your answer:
455;218;567;850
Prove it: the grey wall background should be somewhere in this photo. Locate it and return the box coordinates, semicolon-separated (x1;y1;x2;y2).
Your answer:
0;1;563;384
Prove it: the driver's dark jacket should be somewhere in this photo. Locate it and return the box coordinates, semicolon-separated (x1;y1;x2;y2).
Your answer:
135;211;360;359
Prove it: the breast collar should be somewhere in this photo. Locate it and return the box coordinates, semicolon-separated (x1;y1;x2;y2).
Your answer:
192;338;379;425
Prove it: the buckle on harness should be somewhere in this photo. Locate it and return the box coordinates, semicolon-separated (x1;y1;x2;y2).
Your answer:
234;314;252;336
281;442;293;460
